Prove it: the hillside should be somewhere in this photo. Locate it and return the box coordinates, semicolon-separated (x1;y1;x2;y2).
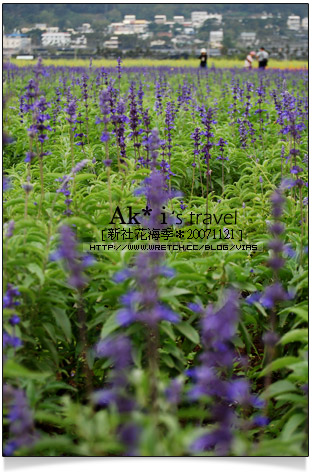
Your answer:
3;3;308;31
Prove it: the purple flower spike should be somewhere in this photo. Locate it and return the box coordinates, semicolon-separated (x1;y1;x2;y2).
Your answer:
260;283;290;309
103;159;112;167
50;225;91;289
6;220;15;238
187;302;202;313
71;159;88;174
189;289;265;455
165;378;182;405
253;415;269;427
3;386;38;456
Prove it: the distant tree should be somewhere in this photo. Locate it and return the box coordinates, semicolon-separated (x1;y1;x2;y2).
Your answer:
221;34;233;54
106;8;122;23
28;29;43;47
148;23;170;34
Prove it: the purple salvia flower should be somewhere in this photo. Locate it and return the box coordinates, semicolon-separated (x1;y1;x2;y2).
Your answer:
3;385;38;456
3;284;21;309
142;128;165;168
50;225;94;289
165;378;183;405
5;220;15;238
191;127;201;165
3;176;12;192
260;282;290;309
71;159;89;175
93;334;135;414
189;290;265;455
65;100;77;125
97;87;111;143
116;168;180;328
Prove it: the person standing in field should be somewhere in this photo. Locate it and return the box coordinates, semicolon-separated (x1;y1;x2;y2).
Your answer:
244;51;256;69
199;48;208;68
256;47;269;69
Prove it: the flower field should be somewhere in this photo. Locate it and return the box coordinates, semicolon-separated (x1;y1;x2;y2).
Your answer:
10;58;308;69
3;59;308;457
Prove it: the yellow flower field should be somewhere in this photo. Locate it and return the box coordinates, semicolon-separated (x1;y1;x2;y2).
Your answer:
9;57;308;69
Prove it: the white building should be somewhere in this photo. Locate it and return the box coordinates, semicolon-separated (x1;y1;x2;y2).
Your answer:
301;17;308;30
124;15;136;23
71;35;87;48
209;29;223;48
150;40;166;47
172;34;191;45
240;32;256;46
173;16;185;24
207;13;222;24
192;12;222;27
133;20;149;34
261;11;273;19
35;23;47;31
287;15;301;30
41;31;71;47
184;27;195;35
77;23;94;34
104;36;119;49
140;32;153;40
108;16;149;35
108;22;124;34
3;33;32;56
155;15;167;24
16;55;34;60
191;11;208;27
46;27;59;33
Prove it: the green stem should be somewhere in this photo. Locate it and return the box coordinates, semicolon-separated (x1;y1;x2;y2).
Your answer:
107;166;112;219
38;143;44;216
70;129;74;169
77;292;93;397
197;154;204;197
190;165;195;203
147;323;159;414
206;160;210;229
300;188;303;264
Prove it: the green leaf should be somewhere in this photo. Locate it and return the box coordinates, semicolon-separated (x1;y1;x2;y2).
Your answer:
24;435;74;454
160;353;175;368
160;287;191;298
279;305;308;322
289;360;308;381
161;320;176;340
101;312;120;338
75;173;96;182
276;393;308;405
262;380;297;399
34;411;71;428
281;413;306;441
259;357;300;377
51;307;72;342
86;347;95;369
42;381;77;393
4;360;50;379
28;262;45;285
279;329;308;345
252;434;306;456
175;322;200;344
